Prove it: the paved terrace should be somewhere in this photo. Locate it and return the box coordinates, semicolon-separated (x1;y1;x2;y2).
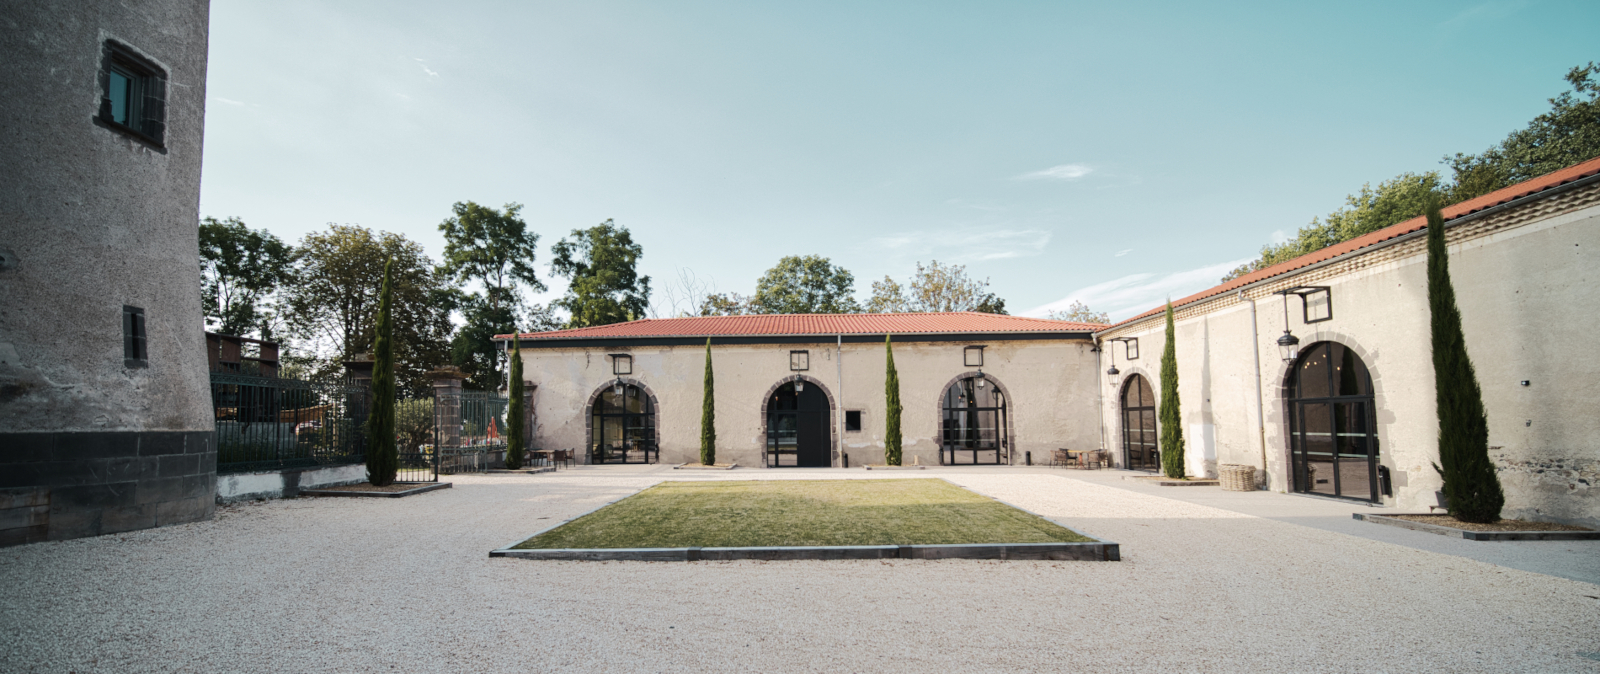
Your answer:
2;466;1597;673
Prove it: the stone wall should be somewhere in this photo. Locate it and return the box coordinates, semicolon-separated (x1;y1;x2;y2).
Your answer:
0;0;215;545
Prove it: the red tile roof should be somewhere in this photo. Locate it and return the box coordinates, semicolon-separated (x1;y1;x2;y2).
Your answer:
499;312;1104;341
1102;155;1600;331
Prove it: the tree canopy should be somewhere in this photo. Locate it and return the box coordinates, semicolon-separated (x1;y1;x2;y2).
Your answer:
551;219;651;328
438;201;548;390
1045;300;1110;324
199;216;295;339
282;224;451;396
751;255;860;314
866;260;1007;314
1223;61;1600;283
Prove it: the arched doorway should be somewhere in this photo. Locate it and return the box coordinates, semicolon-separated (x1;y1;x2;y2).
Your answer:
1288;342;1379;501
1120;374;1158;471
940;375;1008;465
591;383;657;464
766;381;830;467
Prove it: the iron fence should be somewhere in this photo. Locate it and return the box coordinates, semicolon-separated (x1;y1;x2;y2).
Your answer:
396;397;438;482
433;389;510;476
212;372;369;474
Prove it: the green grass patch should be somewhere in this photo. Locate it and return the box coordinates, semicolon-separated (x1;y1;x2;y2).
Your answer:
512;479;1092;549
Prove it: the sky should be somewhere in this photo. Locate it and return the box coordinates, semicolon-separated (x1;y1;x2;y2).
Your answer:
198;0;1600;321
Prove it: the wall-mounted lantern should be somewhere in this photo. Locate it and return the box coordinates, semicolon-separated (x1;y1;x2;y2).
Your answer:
964;346;985;367
1272;286;1327;363
612;378;624;398
790;350;809;371
1105;337;1136;388
794;379;805;392
610;353;632;376
975;371;986;388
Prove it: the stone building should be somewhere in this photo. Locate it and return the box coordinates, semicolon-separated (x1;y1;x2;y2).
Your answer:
505;157;1599;527
502;314;1102;468
0;0;216;545
1095;156;1600;526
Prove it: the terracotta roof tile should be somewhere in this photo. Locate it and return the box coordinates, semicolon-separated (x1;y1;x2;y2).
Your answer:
1102;155;1600;331
498;312;1104;341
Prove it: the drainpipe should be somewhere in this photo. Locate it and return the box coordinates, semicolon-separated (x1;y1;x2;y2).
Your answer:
1240;290;1268;489
836;334;844;468
1094;337;1107;463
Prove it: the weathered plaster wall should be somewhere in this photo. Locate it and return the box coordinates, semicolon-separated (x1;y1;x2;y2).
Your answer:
1098;184;1600;526
517;338;1100;468
0;0;215;545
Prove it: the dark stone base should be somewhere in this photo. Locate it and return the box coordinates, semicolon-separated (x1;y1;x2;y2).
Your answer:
0;431;217;546
490;541;1121;562
1353;513;1600;541
300;482;451;498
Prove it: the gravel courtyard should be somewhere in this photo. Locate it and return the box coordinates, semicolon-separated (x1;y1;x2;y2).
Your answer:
3;468;1598;673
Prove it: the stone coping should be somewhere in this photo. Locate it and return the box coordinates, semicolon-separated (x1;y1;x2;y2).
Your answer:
486;467;556;475
672;463;739;470
490;478;1119;562
489;541;1119;562
301;482;452;499
863;465;926;470
1123;476;1220;487
1353;513;1600;541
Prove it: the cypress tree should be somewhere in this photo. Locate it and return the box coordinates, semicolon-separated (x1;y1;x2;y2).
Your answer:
1158;302;1186;479
1426;198;1503;523
884;334;903;466
700;338;716;466
505;333;525;470
365;257;399;486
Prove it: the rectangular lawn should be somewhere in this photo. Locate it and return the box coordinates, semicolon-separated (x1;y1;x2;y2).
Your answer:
512;478;1092;549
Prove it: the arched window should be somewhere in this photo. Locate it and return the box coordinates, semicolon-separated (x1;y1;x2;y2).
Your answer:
591;384;656;464
940;376;1007;465
1120;374;1158;471
1288;342;1378;501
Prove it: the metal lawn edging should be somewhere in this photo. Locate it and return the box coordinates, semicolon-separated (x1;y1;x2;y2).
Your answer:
489;477;1121;561
1353;513;1600;541
672;463;739;470
301;482;452;499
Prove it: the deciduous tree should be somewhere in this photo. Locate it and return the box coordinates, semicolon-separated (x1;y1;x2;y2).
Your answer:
866;260;1007;314
752;255;860;314
551;219;651;328
438;201;548;390
199;216;295;339
1045;301;1110;324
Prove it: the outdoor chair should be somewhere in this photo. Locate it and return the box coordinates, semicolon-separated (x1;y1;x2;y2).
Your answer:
553;448;573;468
1051;449;1071;468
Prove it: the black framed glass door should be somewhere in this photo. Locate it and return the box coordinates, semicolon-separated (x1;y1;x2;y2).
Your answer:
1288;343;1378;501
941;377;1007;465
767;382;830;467
1121;375;1158;471
591;384;656;464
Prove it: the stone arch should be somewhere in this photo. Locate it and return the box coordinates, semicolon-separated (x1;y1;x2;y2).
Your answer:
1113;366;1158;469
1270;331;1387;495
582;377;661;463
758;374;837;466
933;370;1018;465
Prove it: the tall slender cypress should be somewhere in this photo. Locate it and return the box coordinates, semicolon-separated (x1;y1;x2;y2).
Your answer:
1426;198;1503;523
884;334;903;466
1159;302;1186;479
700;338;716;466
505;333;525;470
365;258;399;486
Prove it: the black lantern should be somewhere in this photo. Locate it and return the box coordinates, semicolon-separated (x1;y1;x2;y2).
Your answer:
1277;331;1300;363
975;370;985;388
1106;364;1121;387
794;379;805;393
612;378;624;398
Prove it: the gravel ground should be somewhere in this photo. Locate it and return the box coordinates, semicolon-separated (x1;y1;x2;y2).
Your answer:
3;468;1599;673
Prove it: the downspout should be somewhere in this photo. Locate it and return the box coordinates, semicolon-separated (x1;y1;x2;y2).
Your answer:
1240;290;1268;489
836;334;844;468
1094;337;1107;463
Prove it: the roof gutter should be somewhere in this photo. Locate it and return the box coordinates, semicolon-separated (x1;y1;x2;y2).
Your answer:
1095;170;1600;338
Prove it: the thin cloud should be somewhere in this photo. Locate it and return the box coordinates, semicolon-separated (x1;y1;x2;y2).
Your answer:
414;58;440;78
869;227;1052;262
1022;256;1255;321
213;97;246;106
1015;164;1094;181
1115;249;1133;257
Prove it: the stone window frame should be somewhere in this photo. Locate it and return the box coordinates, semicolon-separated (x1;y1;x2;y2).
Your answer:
581;378;660;463
758;374;837;466
95;39;168;151
933;371;1017;465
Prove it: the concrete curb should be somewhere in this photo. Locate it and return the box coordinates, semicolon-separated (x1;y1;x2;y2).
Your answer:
1353;513;1600;541
485;467;556;475
864;465;926;470
301;482;452;499
490;541;1120;562
672;463;739;470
